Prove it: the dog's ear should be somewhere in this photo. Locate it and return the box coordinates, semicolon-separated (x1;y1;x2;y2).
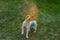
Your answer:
26;15;30;18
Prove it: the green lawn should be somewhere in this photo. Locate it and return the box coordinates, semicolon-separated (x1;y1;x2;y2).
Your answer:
0;0;60;40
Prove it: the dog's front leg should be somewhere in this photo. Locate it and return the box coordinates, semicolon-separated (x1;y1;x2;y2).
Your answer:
21;26;24;35
26;27;30;38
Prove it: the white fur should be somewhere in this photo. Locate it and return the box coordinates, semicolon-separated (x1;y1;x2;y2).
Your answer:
21;19;37;38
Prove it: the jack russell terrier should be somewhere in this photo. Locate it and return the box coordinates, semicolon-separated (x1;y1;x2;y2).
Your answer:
21;15;37;38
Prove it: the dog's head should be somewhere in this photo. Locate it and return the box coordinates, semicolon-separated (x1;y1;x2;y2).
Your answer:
26;15;33;21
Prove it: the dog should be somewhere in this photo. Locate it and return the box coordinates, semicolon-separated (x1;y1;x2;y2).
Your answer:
21;15;37;38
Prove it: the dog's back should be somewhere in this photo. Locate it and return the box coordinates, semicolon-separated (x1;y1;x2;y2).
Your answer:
30;20;37;27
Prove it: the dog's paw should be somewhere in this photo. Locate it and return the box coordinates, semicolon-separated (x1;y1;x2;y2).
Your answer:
26;36;29;39
34;31;36;33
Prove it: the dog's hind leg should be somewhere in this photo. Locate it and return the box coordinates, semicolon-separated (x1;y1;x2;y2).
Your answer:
34;24;37;33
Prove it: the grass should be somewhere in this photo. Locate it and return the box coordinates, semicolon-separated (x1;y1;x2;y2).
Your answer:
0;0;60;40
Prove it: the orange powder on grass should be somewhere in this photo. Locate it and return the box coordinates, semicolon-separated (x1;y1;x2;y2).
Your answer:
24;0;38;21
